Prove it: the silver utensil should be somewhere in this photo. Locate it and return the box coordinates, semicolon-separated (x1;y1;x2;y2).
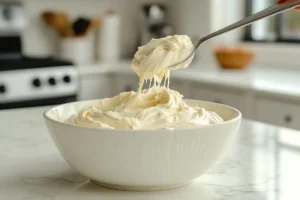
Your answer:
168;0;300;69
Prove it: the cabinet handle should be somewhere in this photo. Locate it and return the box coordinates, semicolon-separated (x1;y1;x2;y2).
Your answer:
214;99;222;104
284;115;292;124
125;85;132;92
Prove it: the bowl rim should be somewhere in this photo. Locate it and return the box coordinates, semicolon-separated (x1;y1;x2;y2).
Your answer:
43;99;242;133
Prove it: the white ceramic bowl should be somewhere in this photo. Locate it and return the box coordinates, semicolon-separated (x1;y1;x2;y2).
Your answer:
44;99;241;191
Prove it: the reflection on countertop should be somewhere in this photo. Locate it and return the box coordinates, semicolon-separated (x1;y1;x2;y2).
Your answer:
0;106;300;200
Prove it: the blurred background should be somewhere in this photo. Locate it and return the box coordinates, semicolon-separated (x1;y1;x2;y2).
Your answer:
0;0;300;131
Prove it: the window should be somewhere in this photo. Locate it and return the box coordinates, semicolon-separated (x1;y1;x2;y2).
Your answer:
244;0;300;43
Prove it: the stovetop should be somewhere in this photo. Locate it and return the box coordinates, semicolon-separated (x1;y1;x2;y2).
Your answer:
0;56;74;71
0;55;78;104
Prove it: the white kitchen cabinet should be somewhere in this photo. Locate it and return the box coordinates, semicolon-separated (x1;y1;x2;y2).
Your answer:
114;74;139;94
113;74;191;97
76;65;300;131
79;74;113;100
169;79;191;98
255;98;300;130
191;85;248;116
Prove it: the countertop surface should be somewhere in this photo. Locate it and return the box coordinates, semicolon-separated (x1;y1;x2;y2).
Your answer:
78;61;300;100
1;106;300;200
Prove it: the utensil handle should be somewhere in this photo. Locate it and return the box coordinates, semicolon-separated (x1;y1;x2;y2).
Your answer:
195;0;300;49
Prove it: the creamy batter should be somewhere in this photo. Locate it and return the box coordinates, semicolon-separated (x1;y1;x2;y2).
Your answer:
70;35;224;130
132;35;194;91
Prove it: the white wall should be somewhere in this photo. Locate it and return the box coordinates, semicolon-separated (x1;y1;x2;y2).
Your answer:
210;0;244;45
167;0;213;63
19;0;300;69
20;0;213;63
20;0;167;58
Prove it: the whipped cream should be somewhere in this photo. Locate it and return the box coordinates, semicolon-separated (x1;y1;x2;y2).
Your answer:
132;35;194;91
71;87;223;130
70;35;224;130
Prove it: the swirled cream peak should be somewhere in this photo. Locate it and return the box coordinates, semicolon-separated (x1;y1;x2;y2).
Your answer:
69;35;224;130
132;35;194;84
71;87;223;130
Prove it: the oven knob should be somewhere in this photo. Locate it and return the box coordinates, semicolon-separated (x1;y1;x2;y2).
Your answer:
63;75;71;83
2;6;13;21
0;85;6;94
32;78;41;88
48;77;56;86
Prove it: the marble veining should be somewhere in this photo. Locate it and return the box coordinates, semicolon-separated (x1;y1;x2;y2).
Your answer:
1;107;300;200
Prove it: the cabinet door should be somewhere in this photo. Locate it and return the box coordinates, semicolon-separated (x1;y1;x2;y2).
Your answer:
79;75;112;100
169;79;191;98
191;87;217;102
114;74;139;94
192;86;248;116
255;98;300;130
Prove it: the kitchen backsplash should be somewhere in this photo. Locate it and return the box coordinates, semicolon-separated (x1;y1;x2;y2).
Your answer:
20;0;212;62
20;0;168;59
168;0;212;62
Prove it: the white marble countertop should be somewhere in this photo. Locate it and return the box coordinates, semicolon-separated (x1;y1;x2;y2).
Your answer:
1;106;300;200
78;61;300;100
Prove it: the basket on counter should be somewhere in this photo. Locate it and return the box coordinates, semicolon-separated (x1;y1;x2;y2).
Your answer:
214;46;254;69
